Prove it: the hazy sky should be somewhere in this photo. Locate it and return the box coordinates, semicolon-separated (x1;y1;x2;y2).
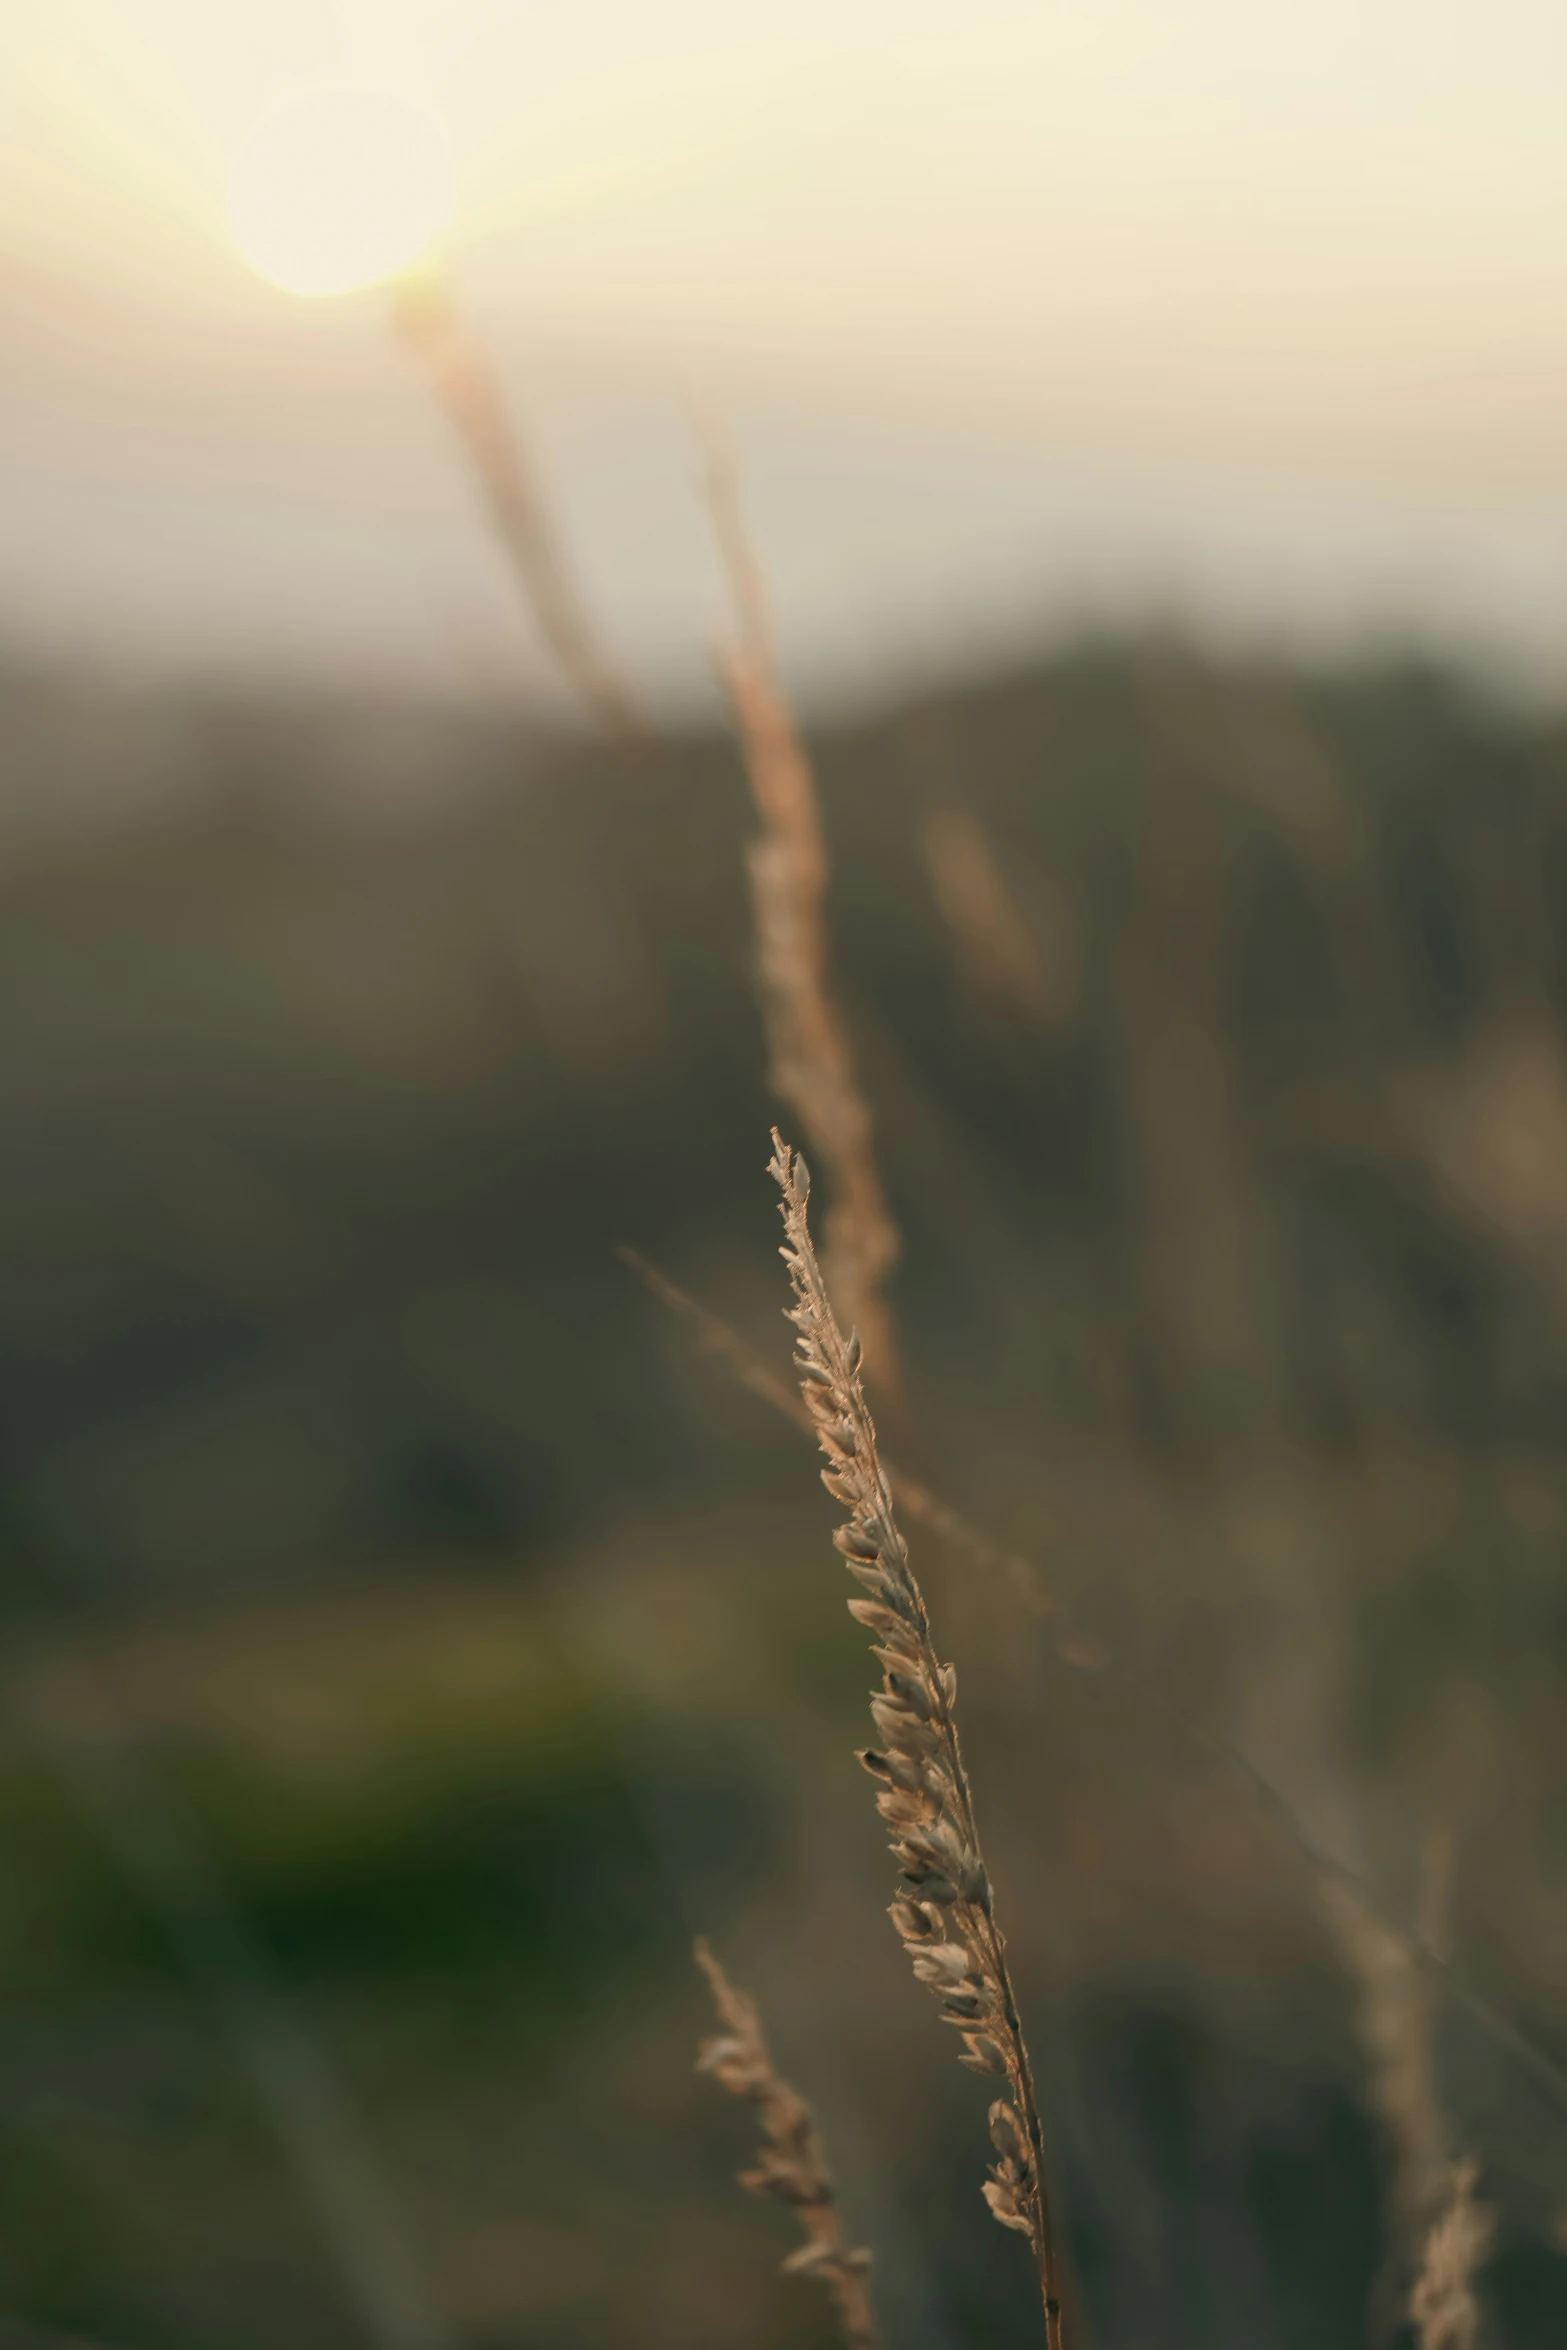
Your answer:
5;1;1567;704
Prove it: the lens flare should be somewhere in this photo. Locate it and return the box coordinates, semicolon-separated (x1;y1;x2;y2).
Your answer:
226;85;456;299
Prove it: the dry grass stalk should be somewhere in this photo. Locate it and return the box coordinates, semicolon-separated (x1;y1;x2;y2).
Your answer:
1328;1825;1495;2350
769;1131;1066;2347
616;1243;1073;1632
693;1938;880;2350
1352;1878;1446;2185
1410;2159;1493;2350
623;1243;1567;2132
393;271;648;749
1322;1822;1453;2344
702;436;901;1393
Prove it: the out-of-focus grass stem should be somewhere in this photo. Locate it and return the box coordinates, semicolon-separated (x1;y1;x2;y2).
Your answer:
393;266;648;750
697;423;904;1401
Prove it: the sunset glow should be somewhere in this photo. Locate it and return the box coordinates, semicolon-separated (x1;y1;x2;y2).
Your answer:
226;86;456;298
8;2;1567;689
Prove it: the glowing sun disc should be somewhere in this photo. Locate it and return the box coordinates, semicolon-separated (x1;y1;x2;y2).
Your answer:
227;87;456;299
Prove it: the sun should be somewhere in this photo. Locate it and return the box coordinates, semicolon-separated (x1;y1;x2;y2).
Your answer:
226;85;457;300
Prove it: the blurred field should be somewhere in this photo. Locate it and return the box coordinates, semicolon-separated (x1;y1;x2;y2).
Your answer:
2;639;1567;2348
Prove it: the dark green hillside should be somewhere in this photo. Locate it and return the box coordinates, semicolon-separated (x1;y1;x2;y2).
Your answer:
1;643;1565;2349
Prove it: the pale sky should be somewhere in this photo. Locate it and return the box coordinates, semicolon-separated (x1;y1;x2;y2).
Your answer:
5;1;1567;706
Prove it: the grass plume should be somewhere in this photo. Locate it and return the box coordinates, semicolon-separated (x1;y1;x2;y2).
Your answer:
703;436;902;1394
1324;1819;1456;2341
616;1242;1065;1626
769;1130;1066;2347
694;1938;880;2350
625;1240;1567;2135
1410;2159;1493;2350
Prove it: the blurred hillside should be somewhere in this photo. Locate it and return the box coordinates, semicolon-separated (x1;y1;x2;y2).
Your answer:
3;641;1567;2350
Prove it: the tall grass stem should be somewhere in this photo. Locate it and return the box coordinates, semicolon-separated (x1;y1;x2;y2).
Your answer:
700;431;902;1396
770;1133;1065;2345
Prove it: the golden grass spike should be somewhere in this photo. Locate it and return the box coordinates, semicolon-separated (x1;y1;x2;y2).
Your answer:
616;1242;1056;1618
768;1131;1066;2348
1324;1816;1457;2342
693;1939;880;2350
623;1240;1567;2134
1410;2159;1493;2350
701;431;902;1395
393;270;648;750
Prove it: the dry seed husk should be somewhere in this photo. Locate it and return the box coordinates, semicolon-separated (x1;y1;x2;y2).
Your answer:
694;1939;880;2350
769;1132;1066;2350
